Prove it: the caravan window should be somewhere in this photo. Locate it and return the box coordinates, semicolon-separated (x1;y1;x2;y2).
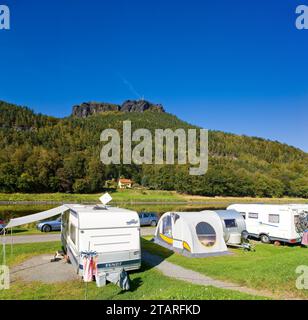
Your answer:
248;212;258;219
224;219;237;228
69;223;77;245
62;210;70;237
240;212;246;219
196;222;216;247
268;214;280;224
162;215;172;237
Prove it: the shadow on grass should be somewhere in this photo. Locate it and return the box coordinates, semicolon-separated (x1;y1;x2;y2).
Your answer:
140;237;174;269
117;246;173;295
10;228;29;234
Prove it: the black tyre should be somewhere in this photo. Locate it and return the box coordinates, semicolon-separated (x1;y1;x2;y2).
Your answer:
260;234;270;244
42;224;52;232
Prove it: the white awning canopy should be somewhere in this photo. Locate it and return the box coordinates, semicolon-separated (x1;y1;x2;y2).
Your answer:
5;205;67;229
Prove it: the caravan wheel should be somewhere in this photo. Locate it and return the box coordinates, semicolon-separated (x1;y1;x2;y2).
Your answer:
260;234;270;244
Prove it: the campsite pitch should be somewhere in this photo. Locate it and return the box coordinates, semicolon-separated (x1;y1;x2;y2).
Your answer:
11;254;79;283
2;237;308;300
141;237;308;299
0;241;266;300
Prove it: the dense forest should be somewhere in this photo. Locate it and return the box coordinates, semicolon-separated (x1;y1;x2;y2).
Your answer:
0;100;307;198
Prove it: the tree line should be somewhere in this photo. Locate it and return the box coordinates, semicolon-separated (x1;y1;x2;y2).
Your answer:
0;101;307;198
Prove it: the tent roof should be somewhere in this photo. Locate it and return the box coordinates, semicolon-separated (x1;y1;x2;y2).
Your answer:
165;211;217;225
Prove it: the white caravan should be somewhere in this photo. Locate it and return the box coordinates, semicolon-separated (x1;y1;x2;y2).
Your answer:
4;199;141;288
227;204;308;244
61;204;141;276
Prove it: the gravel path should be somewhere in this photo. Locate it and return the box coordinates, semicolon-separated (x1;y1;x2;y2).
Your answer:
142;250;275;299
11;254;79;283
140;227;156;236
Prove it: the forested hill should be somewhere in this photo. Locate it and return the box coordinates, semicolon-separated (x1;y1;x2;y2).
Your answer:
0;100;307;198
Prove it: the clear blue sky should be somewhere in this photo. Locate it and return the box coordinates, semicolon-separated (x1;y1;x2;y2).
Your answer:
1;0;307;151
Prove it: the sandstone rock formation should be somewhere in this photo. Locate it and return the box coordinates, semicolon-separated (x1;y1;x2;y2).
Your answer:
72;100;165;118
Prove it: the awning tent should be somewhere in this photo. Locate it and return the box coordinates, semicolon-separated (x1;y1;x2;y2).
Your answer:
5;205;67;229
154;211;230;257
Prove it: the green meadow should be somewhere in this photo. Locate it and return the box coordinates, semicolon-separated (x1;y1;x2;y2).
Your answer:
141;237;308;299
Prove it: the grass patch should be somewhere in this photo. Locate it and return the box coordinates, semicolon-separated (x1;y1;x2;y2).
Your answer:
0;204;55;219
0;241;61;267
0;190;184;203
0;265;265;300
0;241;265;300
9;227;60;236
0;191;306;204
141;237;308;299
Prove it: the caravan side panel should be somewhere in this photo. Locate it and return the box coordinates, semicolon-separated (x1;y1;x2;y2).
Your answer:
78;226;141;274
230;204;303;243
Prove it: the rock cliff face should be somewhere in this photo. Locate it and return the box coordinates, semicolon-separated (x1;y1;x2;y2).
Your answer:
72;100;165;118
72;102;120;118
120;100;165;113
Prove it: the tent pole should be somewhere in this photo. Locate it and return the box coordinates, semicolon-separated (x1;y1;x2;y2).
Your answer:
84;241;90;300
2;228;6;266
10;228;13;259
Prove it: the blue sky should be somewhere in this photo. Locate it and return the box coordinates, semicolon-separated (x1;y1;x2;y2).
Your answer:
1;0;308;151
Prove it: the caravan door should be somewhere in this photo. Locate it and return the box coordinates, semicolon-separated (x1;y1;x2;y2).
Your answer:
258;211;281;239
245;211;261;236
61;209;70;250
171;213;183;250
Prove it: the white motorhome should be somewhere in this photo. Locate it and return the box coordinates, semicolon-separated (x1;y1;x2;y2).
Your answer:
61;204;141;276
227;204;308;244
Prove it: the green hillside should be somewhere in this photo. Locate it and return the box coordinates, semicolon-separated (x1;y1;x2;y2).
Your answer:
0;100;307;198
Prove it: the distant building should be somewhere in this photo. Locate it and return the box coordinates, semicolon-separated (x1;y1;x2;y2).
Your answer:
118;178;133;189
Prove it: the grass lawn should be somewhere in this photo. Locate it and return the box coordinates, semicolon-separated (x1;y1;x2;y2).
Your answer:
0;190;307;204
0;241;61;266
141;237;308;299
0;241;265;300
0;190;184;203
9;227;60;236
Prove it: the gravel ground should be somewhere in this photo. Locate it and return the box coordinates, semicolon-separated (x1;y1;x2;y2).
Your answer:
10;250;273;299
11;254;79;283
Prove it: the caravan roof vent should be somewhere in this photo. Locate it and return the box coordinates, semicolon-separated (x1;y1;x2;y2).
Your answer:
93;205;108;211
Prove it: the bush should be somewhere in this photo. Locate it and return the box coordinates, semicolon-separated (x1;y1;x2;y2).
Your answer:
72;179;90;193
